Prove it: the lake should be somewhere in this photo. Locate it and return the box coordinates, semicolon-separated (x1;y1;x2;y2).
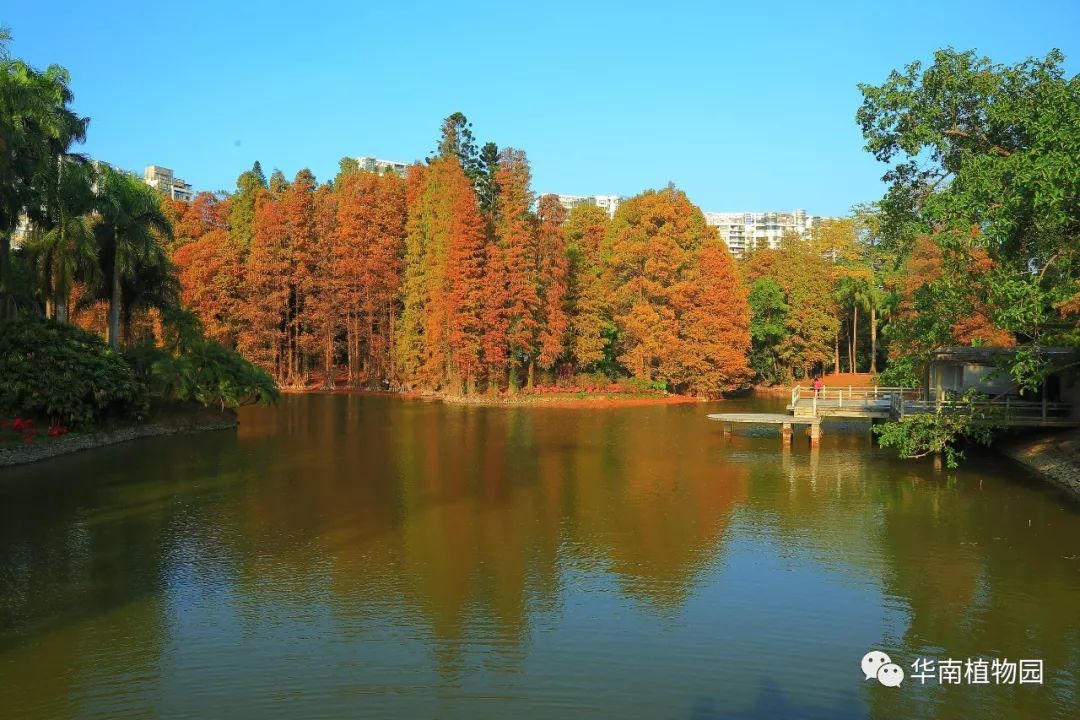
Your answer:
1;394;1078;719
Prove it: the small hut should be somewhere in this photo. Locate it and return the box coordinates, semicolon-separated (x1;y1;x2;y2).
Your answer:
925;346;1080;421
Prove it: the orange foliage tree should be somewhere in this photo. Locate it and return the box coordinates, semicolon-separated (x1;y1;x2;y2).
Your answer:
536;194;569;371
673;243;751;394
335;171;407;387
493;148;541;390
888;233;1015;364
606;186;750;393
171;227;244;346
165;117;764;397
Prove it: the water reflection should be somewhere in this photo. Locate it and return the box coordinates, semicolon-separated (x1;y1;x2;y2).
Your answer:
0;394;1078;719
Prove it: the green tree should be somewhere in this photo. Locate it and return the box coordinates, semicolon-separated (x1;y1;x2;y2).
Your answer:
334;156;360;186
433;112;479;177
0;32;88;315
747;277;789;384
475;141;500;217
23;155;97;322
228;160;268;247
858;48;1080;388
268;169;289;197
94;165;174;349
743;236;839;379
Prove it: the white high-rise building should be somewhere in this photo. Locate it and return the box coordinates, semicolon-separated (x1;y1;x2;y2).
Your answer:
544;193;623;220
703;209;826;258
357;156;408;176
144;165;194;202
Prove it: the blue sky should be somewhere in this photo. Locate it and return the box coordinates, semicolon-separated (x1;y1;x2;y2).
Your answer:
6;1;1078;216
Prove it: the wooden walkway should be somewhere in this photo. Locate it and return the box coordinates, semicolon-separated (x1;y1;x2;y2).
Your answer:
709;384;1080;445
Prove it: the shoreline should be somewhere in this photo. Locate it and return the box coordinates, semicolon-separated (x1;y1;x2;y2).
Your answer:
997;428;1080;501
439;393;704;408
281;385;706;407
0;407;238;469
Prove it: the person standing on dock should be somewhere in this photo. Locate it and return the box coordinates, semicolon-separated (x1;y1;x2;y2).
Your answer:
813;376;823;395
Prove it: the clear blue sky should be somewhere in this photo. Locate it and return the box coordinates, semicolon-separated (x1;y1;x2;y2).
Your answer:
6;1;1078;216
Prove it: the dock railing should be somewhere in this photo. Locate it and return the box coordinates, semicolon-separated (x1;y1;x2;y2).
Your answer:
791;385;920;409
790;385;1073;425
894;396;1071;422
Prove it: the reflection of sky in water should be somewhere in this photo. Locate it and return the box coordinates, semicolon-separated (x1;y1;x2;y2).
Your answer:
0;395;1078;719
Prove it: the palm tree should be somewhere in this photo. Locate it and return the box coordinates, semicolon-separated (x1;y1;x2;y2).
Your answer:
23;155;97;321
94;166;173;348
835;273;874;373
0;33;88;315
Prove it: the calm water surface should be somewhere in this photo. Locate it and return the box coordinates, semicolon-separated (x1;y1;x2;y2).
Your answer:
1;395;1078;719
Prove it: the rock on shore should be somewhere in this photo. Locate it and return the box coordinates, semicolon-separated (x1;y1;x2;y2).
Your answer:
998;427;1080;501
0;408;238;468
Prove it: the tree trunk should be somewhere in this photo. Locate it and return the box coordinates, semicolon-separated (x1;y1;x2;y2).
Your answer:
870;305;878;373
834;332;840;374
122;307;132;348
851;305;858;374
55;291;67;324
345;313;353;386
0;233;10;319
388;301;396;386
324;318;334;390
107;241;122;349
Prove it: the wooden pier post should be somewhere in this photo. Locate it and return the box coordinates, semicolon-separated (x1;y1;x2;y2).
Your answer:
781;422;793;446
809;422;821;447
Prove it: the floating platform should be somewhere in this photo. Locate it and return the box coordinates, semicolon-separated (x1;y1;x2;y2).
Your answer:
707;413;819;426
707;412;821;445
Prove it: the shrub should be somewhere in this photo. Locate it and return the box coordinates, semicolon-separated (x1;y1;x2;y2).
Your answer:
127;339;278;410
0;316;148;427
873;390;997;468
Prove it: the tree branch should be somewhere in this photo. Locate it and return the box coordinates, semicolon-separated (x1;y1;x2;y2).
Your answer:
942;128;1012;157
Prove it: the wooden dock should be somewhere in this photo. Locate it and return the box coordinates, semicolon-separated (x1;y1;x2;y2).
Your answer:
707;412;821;445
710;384;1080;446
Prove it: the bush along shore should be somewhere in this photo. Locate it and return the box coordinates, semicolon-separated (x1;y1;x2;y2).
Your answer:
0;315;278;468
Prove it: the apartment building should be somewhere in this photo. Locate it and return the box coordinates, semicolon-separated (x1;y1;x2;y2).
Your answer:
144;165;194;202
544;193;623;220
357;156;409;176
703;209;825;258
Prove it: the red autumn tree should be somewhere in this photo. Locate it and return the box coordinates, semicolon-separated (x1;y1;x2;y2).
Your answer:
536;194;569;371
445;164;488;394
171;226;245;347
673;243;752;395
605;187;698;383
493;148;541;390
308;184;338;386
336;170;407;387
241;191;291;380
